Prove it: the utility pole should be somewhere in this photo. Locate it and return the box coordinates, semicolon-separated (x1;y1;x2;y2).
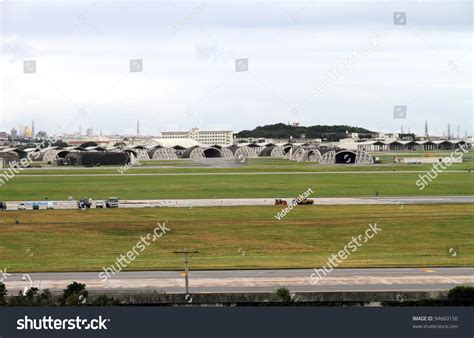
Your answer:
174;249;199;294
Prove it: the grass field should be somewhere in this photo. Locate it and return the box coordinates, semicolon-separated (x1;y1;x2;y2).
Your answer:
0;171;472;200
4;157;474;175
0;204;472;272
0;172;474;200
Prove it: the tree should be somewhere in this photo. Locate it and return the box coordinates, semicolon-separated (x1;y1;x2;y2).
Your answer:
448;286;474;306
237;123;374;140
274;287;293;304
8;288;55;306
59;282;89;306
0;282;6;305
52;140;69;147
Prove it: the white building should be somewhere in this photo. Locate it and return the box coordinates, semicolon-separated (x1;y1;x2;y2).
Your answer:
161;128;234;146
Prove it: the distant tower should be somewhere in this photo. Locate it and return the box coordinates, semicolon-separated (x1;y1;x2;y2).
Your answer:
424;120;428;138
447;123;451;139
456;125;460;139
465;130;468;138
400;125;404;134
408;127;411;134
137;120;140;136
79;125;82;136
32;120;35;137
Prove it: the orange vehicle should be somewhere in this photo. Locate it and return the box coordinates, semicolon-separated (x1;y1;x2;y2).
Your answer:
294;198;314;205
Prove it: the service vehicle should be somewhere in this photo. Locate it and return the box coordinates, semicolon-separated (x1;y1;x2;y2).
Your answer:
106;197;119;208
78;198;93;209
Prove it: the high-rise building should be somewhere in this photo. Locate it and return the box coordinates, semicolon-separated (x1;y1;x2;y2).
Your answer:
24;126;33;138
10;128;18;137
137;120;140;136
424;120;428;137
32;120;35;137
447;123;451;140
86;128;94;137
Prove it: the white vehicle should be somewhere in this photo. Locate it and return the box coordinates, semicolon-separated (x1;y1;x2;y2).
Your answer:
47;201;55;210
106;197;119;208
18;203;27;210
95;201;105;208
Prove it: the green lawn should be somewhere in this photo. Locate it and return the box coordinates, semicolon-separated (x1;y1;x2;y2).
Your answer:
2;156;473;175
0;171;472;200
0;205;472;272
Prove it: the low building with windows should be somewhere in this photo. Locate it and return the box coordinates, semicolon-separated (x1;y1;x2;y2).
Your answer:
161;128;234;146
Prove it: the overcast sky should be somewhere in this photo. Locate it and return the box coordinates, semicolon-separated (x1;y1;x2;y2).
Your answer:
1;0;472;137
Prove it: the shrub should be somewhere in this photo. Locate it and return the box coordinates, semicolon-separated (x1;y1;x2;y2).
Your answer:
0;283;6;305
274;287;292;304
91;295;121;306
59;282;89;306
448;286;474;306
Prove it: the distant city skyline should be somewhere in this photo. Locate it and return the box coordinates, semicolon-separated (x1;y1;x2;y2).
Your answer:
2;120;470;139
1;1;472;137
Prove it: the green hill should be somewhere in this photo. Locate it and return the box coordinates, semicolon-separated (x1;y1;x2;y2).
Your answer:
237;123;374;141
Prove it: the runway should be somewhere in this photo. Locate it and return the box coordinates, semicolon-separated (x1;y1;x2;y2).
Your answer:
4;268;473;294
3;195;473;210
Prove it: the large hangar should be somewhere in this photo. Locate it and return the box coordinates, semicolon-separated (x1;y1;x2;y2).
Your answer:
0;136;409;166
65;152;131;166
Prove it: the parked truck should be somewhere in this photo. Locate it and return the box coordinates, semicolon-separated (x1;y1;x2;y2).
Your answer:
106;197;119;208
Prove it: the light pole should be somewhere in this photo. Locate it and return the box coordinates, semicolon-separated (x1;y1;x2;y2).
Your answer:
174;249;199;294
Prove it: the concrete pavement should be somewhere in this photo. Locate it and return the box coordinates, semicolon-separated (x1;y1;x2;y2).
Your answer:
4;268;473;294
3;196;473;210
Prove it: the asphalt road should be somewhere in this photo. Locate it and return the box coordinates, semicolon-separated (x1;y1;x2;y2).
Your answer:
4;268;473;294
3;196;474;210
